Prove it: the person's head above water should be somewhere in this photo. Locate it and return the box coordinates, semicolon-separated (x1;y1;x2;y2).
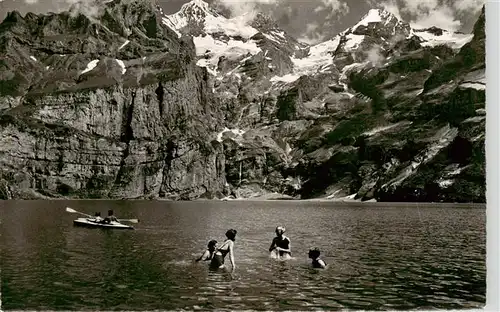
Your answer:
275;226;286;236
308;247;321;259
225;229;237;241
108;209;114;216
94;212;101;217
208;240;217;250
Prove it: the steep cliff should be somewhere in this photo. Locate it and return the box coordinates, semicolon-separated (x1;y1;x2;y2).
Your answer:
0;0;227;199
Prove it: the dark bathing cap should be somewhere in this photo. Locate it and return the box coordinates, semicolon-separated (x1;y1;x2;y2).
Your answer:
226;229;237;240
309;247;321;256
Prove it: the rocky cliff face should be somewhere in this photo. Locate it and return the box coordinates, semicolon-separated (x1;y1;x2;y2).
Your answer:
0;0;227;199
0;0;485;202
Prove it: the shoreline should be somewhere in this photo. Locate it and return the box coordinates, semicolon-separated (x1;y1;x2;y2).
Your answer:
5;188;485;204
0;198;487;207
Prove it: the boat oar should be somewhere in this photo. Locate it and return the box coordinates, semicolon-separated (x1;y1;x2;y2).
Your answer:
65;207;92;218
117;219;140;223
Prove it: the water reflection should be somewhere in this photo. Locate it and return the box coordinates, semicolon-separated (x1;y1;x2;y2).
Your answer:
1;201;485;311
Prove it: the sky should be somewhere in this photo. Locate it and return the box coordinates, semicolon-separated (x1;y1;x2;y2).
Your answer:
0;0;485;44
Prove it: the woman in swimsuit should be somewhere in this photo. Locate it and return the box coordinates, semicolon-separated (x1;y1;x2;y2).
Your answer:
210;229;237;272
269;226;292;259
308;247;327;269
196;240;218;262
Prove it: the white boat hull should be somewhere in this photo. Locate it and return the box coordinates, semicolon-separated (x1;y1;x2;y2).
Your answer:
73;218;134;230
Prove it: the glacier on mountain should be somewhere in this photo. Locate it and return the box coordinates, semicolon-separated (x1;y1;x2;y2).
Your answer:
414;29;473;49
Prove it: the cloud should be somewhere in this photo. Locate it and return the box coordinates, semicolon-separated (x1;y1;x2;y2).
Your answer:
297;22;326;44
296;0;348;44
377;0;402;19
452;0;484;12
375;0;483;31
365;45;385;66
212;0;283;26
314;0;349;19
66;0;103;19
401;0;439;13
410;5;461;30
6;0;107;19
215;0;349;35
214;0;280;18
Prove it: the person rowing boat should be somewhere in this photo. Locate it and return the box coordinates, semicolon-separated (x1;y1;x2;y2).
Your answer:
65;207;138;229
93;212;103;223
102;210;118;224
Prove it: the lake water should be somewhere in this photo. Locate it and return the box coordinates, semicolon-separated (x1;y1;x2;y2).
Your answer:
1;201;486;311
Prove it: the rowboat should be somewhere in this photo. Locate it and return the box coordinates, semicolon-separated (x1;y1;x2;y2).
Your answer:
73;217;134;230
66;207;139;229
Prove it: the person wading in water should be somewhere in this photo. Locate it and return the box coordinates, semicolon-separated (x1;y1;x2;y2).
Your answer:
196;240;218;262
269;226;292;259
308;247;327;269
210;229;237;272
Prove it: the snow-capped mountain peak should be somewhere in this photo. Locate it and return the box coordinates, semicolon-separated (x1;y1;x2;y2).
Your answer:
161;0;221;37
162;0;258;39
162;1;474;81
344;8;410;38
161;0;264;76
353;9;398;30
178;0;218;18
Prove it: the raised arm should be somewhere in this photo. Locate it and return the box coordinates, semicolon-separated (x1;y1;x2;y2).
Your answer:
195;250;210;262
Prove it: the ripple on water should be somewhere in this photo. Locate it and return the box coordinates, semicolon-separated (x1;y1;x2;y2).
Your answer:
163;259;194;267
1;202;485;311
52;281;72;287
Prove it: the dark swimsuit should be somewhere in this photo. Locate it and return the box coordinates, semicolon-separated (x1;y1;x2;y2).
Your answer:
312;258;326;268
209;242;230;269
274;237;291;257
